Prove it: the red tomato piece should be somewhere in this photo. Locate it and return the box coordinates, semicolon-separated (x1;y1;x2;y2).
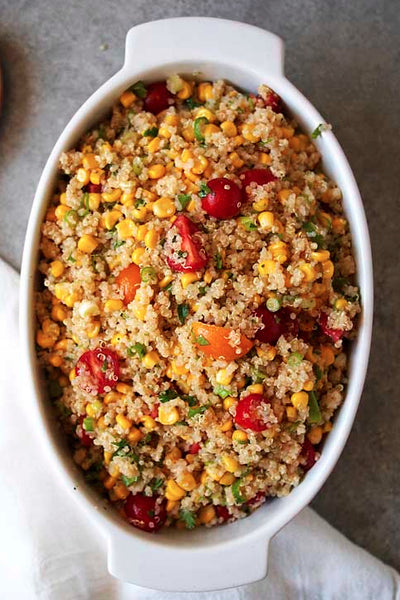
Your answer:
125;493;167;532
150;403;159;419
87;182;102;193
319;312;344;343
255;307;299;344
189;442;201;454
77;416;93;447
75;347;120;395
234;394;271;432
241;168;277;199
302;438;317;472
116;264;142;305
215;505;230;521
246;491;265;506
202;178;242;219
165;215;208;272
259;89;282;112
143;81;171;114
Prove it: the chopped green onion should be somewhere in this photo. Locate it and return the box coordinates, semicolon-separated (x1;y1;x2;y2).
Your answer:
140;266;157;283
177;193;191;211
143;127;158;137
231;478;246;504
194;334;210;346
215;252;223;270
185;97;202;110
159;389;178;403
313;364;323;381
83;417;94;432
121;475;139;487
198;182;211;198
193;116;209;142
239;216;257;231
311;123;324;139
213;385;231;399
132;159;143;175
287;352;304;367
177;303;190;324
63;210;79;226
266;297;281;312
252;369;266;384
67;253;76;263
308;391;322;423
130;81;147;98
127;342;147;358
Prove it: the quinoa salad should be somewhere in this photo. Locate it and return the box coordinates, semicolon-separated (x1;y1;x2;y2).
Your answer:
35;76;360;532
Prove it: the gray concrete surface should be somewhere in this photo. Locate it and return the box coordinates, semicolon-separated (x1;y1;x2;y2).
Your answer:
1;0;399;571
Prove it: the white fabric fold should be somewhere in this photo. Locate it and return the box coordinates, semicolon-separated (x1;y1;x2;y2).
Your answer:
0;258;398;600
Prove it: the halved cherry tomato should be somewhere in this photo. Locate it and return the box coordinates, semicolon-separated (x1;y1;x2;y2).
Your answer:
116;264;142;305
234;393;271;432
77;416;93;447
143;81;171;114
202;177;242;219
87;182;102;193
189;442;201;454
165;215;208;272
75;347;120;395
259;89;282;113
215;505;231;521
301;438;317;472
318;312;344;343
255;307;299;344
192;322;253;361
124;493;167;532
241;168;277;199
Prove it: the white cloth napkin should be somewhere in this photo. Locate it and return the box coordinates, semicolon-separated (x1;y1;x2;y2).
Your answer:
0;257;398;600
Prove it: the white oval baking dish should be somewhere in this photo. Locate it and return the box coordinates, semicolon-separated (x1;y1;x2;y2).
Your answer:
20;17;373;592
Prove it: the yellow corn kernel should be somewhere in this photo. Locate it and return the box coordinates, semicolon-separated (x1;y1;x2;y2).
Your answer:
140;415;157;430
104;475;118;490
114;382;131;395
127;427;143;444
221;121;237;137
335;298;347;310
229;151;244;168
181;272;200;289
77;234;98;254
69;367;76;382
278;189;292;204
144;229;159;250
111;333;126;346
181;126;195;142
113;481;130;500
166;447;182;462
196;107;215;122
58;192;67;205
165;479;186;501
258;259;276;277
120;90;136;107
86;320;100;339
51;304;68;322
307;426;323;445
258;211;274;229
76;167;90;185
242;123;260;142
147;136;161;153
85;401;100;418
131;247;146;265
303;380;314;392
55;205;70;220
97;416;106;430
197;82;213;101
132;205;148;221
164;113;179;126
281;126;295;139
116;414;133;430
148;164;166;179
220;418;233;432
103;210;122;231
142;350;160;369
311;250;330;263
259;152;272;165
300;263;317;283
247;383;263;395
232;430;248;443
50;260;64;278
135;224;148;241
119;191;134;207
322;260;334;280
324;421;333;433
200;470;208;485
153;196;176;219
222;455;240;473
104;299;124;312
166;499;178;513
48;354;62;367
192;155;209;175
177;471;197;491
171;360;188;376
223;396;236;411
332;217;347;234
199;505;216;524
203;124;220;139
291;391;309;411
159;275;174;289
133;305;147;321
102;188;122;203
231;135;243;148
158;404;180;426
159;126;172;139
82;153;98;169
219;472;236;486
216;368;234;386
177;80;193;100
116;219;136;240
89;168;103;185
104;450;112;466
321;345;335;367
184;170;199;184
286;406;298;421
252;198;269;212
87;193;101;210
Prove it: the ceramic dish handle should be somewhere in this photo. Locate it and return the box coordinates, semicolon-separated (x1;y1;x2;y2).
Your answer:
123;17;284;79
108;531;269;591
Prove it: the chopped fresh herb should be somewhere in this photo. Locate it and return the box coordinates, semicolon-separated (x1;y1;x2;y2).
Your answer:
314;364;323;381
266;297;281;312
143;126;158;137
180;509;196;529
194;334;210;346
127;342;147;358
302;221;325;248
112;439;139;463
132;159;143;175
101;359;108;372
252;369;266;384
67;253;76;263
239;216;257;231
308;391;322;424
130;80;147;98
175;420;188;426
231;478;246;504
214;252;223;270
48;380;63;399
198;285;208;297
311;123;324;139
177;303;190;324
198;182;211;198
135;198;145;207
83;417;94;432
259;138;273;146
150;477;164;491
213;385;231;399
285;420;302;434
112;239;126;250
287;352;304;367
140;266;157;283
185;97;202;110
121;475;139;487
177;193;191;211
188;405;209;419
194;116;209;142
183;394;197;407
159;389;178;403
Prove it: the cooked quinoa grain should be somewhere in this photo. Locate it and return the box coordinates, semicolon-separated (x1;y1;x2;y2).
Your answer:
36;77;360;532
